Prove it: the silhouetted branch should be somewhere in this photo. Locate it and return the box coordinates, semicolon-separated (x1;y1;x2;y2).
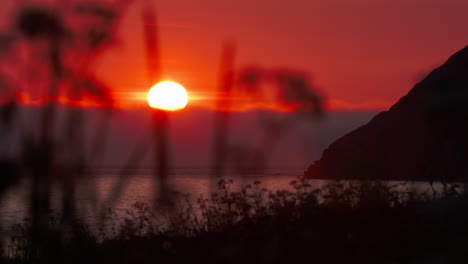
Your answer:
211;41;236;185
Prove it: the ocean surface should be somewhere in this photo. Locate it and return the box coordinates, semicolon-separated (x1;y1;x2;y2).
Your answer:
0;168;307;231
0;168;448;235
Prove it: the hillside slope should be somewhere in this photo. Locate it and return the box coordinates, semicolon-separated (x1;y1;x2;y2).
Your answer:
306;45;468;181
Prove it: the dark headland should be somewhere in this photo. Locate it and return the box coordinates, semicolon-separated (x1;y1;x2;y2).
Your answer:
306;45;468;181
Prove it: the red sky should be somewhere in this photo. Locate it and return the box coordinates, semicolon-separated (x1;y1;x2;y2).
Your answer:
2;0;468;169
90;0;468;111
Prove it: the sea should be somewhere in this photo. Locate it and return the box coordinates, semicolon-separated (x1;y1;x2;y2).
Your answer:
0;168;306;231
0;168;449;235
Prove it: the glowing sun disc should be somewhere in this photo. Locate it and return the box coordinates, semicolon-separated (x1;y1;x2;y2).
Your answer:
147;81;189;111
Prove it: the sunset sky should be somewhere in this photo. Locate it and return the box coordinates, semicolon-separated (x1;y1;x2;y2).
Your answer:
1;0;467;110
2;0;468;168
92;0;468;111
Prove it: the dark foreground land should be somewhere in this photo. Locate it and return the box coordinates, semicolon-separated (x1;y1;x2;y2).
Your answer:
3;179;468;264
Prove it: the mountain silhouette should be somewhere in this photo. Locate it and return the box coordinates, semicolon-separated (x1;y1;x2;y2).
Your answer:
305;45;468;181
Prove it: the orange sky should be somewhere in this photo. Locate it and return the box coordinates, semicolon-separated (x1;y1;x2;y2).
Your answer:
1;0;467;168
86;0;468;112
1;0;468;111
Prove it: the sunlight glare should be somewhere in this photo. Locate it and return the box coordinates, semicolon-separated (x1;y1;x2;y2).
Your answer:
147;81;189;111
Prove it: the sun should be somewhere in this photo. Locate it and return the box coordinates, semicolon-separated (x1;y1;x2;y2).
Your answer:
147;81;189;111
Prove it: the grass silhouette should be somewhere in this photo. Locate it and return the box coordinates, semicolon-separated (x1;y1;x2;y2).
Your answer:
4;179;468;263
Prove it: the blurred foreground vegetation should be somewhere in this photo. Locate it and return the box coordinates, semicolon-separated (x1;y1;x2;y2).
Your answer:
4;178;468;264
